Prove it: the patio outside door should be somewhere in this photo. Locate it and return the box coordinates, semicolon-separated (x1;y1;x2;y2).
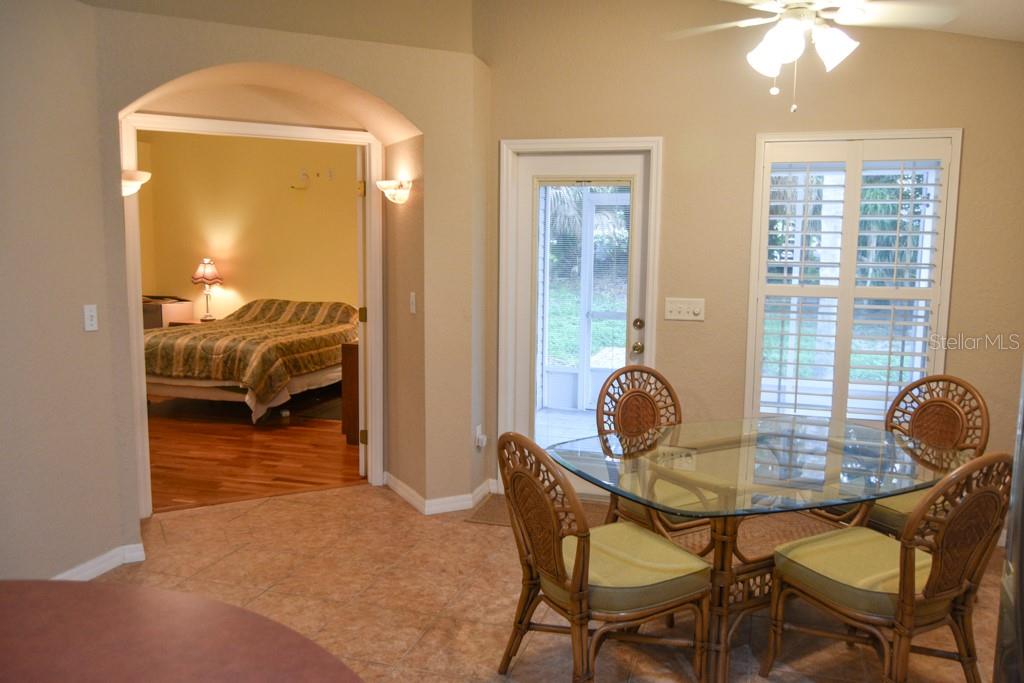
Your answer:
514;153;651;448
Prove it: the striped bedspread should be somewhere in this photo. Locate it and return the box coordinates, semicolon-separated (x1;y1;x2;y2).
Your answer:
144;299;358;403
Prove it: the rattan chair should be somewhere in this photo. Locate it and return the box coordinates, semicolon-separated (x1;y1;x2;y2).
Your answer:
813;374;990;529
596;365;713;535
496;432;711;683
760;451;1012;683
872;374;990;533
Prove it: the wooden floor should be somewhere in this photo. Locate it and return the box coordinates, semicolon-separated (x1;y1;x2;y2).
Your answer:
148;401;363;513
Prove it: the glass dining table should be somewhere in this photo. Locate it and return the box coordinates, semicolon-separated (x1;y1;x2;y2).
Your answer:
546;415;971;683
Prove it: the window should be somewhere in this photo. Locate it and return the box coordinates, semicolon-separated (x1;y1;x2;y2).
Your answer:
746;133;961;423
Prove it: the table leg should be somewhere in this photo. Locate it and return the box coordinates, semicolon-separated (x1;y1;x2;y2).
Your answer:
708;516;739;683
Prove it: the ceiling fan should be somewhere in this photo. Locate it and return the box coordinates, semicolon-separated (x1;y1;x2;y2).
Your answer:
671;1;959;109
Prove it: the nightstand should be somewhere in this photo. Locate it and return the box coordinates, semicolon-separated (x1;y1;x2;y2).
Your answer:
168;319;210;326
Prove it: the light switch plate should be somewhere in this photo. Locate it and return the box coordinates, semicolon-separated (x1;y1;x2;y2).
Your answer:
665;297;704;321
83;304;98;331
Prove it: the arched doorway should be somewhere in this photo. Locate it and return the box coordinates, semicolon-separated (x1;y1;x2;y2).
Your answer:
119;63;422;516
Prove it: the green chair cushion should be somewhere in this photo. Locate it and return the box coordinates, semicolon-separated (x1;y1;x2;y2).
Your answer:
775;526;947;622
617;472;717;524
541;522;710;613
869;488;930;533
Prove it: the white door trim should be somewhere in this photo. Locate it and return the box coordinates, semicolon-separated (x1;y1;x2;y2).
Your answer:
119;113;386;518
498;137;664;438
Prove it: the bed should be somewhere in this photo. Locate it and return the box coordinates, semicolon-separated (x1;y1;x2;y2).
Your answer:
144;299;359;422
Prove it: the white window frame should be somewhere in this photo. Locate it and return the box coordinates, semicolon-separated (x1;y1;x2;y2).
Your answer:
743;129;963;422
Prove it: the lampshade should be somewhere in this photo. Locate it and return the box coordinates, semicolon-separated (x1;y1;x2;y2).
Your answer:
121;170;152;197
762;18;807;65
746;42;782;78
191;258;223;285
375;179;412;204
812;24;860;72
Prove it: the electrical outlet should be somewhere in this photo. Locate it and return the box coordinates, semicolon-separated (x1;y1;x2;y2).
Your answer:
665;297;705;321
474;424;488;449
409;291;417;315
83;304;98;331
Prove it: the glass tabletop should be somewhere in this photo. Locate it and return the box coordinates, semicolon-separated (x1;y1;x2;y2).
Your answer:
546;415;972;518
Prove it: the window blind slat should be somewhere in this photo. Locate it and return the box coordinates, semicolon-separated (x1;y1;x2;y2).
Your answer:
756;148;950;424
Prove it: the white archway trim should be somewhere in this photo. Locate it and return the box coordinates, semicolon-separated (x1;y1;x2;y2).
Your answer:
120;113;386;518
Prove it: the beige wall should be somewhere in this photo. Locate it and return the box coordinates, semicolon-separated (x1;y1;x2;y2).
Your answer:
385;136;427;492
82;0;474;53
0;0;136;578
137;131;359;318
91;6;490;511
474;0;1024;457
5;0;1022;580
1;0;488;578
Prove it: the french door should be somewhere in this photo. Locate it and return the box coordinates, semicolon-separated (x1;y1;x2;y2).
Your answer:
503;149;655;448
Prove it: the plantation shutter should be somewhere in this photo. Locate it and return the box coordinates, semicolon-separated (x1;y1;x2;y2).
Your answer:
749;135;957;423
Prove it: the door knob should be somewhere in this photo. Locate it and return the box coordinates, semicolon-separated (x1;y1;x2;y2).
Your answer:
632;318;645;330
631;341;645;354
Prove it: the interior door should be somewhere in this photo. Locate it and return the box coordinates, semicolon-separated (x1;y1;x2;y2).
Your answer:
516;153;650;448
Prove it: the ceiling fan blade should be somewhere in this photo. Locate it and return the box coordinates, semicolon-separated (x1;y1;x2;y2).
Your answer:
664;16;778;41
717;0;786;11
823;1;959;29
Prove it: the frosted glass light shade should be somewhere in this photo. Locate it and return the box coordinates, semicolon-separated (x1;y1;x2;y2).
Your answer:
746;42;782;78
812;24;860;72
376;179;412;204
763;19;806;64
121;170;151;197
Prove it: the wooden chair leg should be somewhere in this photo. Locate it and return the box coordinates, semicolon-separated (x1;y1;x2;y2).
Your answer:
950;610;982;683
694;596;709;681
759;571;785;677
889;630;912;683
587;627;612;678
498;580;540;674
570;614;594;683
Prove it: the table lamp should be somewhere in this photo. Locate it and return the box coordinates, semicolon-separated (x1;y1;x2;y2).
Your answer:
191;258;223;321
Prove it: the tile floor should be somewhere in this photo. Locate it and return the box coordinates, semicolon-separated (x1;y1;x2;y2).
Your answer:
97;484;1003;682
535;408;599;448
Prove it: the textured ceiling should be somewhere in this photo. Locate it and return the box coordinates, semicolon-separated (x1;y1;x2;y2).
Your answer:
940;0;1024;42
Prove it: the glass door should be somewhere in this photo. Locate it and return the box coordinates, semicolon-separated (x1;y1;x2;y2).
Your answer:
534;180;640;447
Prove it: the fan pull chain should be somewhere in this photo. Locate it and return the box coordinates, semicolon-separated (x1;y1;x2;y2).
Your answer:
790;58;799;113
769;76;780;96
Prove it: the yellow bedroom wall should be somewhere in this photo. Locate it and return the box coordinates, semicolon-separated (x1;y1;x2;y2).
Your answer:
138;131;360;319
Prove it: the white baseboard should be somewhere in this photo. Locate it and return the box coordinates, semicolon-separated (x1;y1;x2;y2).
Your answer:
386;473;495;515
385;472;427;513
52;543;146;581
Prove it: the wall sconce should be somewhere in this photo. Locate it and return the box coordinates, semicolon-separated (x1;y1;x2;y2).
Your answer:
121;170;152;197
376;179;412;205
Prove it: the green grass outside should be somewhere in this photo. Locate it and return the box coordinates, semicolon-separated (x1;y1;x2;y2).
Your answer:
546;278;626;367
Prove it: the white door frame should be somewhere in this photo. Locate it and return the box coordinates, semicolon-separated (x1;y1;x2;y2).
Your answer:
498;137;664;438
119;113;386;518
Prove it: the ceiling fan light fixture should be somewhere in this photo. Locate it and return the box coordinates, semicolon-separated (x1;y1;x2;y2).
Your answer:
834;4;868;25
812;24;860;72
746;40;782;78
762;18;807;64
